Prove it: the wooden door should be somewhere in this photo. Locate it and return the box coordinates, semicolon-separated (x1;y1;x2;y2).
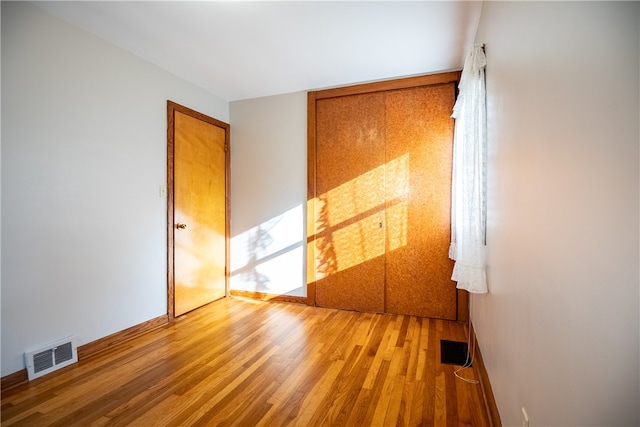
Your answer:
308;72;461;320
384;84;457;318
314;92;386;312
168;101;229;318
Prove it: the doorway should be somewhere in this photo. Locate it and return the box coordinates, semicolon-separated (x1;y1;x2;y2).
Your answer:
167;101;230;318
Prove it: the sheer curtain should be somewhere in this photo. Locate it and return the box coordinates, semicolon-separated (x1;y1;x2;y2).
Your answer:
449;45;488;294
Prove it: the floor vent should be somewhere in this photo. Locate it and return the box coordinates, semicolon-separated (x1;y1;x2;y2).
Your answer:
25;336;78;380
440;340;471;366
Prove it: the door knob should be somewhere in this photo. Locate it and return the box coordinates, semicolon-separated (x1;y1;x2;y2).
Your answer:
176;223;187;229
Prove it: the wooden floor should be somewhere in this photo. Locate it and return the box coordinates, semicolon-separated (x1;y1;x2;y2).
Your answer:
1;297;490;426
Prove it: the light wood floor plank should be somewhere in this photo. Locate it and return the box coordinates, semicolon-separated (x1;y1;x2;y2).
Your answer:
1;297;490;426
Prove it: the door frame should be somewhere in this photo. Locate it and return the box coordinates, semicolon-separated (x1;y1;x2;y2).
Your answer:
167;100;231;321
306;71;469;321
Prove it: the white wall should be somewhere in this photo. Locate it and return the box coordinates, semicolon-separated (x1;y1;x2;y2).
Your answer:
1;2;228;376
229;93;307;297
474;2;639;426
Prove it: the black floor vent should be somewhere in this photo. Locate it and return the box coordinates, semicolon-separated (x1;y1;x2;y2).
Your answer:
440;340;471;366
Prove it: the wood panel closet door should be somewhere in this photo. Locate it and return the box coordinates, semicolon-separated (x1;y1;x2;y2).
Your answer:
314;92;386;313
384;84;457;319
309;72;460;320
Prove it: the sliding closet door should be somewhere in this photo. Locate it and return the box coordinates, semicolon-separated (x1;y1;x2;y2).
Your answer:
384;84;457;319
309;71;462;319
314;92;386;312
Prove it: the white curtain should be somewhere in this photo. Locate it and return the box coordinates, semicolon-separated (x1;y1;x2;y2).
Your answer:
449;44;488;294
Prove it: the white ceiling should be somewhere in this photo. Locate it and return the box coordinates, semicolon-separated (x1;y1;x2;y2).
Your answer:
35;1;483;102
